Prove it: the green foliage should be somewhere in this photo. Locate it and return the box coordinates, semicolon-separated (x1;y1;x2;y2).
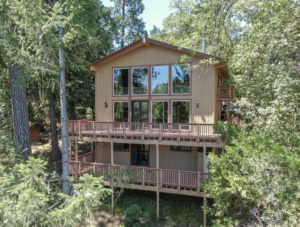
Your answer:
0;156;112;226
124;204;150;227
102;190;207;225
204;130;300;226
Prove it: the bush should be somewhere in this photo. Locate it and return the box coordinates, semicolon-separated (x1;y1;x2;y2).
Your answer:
124;204;150;227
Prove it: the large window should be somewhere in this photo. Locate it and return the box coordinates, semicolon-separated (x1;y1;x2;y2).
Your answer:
171;146;191;151
172;65;190;94
114;143;129;151
113;69;128;95
151;66;169;94
114;102;128;122
172;101;190;123
132;67;148;95
152;101;168;123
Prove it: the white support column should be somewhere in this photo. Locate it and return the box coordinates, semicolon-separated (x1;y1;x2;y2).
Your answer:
75;138;78;161
156;142;160;219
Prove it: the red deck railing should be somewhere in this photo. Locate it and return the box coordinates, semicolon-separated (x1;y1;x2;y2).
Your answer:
217;86;235;100
67;121;218;141
69;153;209;190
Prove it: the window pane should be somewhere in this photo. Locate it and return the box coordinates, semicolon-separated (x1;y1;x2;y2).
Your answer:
152;102;168;123
114;143;129;151
114;69;128;95
172;101;190;123
172;65;190;94
171;146;191;151
151;66;169;94
132;67;148;95
114;102;128;122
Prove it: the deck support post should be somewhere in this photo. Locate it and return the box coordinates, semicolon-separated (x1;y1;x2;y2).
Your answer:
156;143;159;169
203;144;206;174
156;142;160;219
227;100;230;126
111;180;114;211
203;194;207;227
92;121;95;137
156;190;160;219
111;142;114;165
69;140;72;159
75;138;78;161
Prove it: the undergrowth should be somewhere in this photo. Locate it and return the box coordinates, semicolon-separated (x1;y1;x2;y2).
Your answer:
101;189;211;226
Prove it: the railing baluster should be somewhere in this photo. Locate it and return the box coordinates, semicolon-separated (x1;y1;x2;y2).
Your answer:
142;123;145;140
178;171;181;190
123;122;126;139
159;123;162;140
178;123;181;141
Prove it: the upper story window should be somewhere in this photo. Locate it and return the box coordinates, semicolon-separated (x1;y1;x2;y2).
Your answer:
113;69;128;96
132;67;148;95
114;102;128;122
172;65;190;94
151;66;169;95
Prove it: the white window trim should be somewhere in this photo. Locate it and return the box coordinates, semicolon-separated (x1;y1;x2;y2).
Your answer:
171;64;191;95
112;68;129;96
150;65;169;95
131;66;149;96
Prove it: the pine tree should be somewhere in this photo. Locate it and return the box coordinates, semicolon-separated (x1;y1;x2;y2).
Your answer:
111;0;147;48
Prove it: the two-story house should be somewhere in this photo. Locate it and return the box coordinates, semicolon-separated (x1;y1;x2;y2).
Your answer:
67;38;234;225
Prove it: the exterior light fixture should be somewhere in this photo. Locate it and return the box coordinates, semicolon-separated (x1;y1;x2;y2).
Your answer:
196;101;199;108
101;142;105;146
104;102;107;108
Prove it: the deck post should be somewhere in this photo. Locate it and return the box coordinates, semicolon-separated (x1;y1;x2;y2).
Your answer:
75;138;78;161
93;163;96;174
203;144;206;174
69;140;72;159
159;123;162;140
203;194;207;227
111;142;114;165
123;122;126;139
178;171;181;191
197;124;200;143
178;123;181;141
107;122;110;139
156;143;159;169
227;100;230;126
93;121;95;137
111;179;114;211
197;173;200;192
78;121;81;136
78;161;82;178
156;190;160;219
142;168;145;186
91;141;93;153
142;123;145;140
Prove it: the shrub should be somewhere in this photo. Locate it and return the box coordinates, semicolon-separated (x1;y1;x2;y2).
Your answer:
124;204;150;227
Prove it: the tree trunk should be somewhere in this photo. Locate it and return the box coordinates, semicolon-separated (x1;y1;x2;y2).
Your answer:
9;65;31;160
48;89;61;161
121;0;125;48
59;0;70;195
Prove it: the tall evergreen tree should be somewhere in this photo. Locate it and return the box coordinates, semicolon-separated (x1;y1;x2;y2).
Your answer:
111;0;147;48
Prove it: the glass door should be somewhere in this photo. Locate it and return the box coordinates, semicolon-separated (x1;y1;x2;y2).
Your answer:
132;101;148;122
131;144;149;166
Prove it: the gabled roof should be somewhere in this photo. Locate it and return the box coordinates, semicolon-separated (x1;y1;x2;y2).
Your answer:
93;37;230;79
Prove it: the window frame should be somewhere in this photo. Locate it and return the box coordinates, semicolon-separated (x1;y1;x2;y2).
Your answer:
112;68;129;96
171;64;191;95
131;66;149;96
151;100;169;124
151;65;169;95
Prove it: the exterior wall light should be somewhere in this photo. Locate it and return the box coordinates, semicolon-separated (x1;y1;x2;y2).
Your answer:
101;142;105;146
196;101;199;108
104;102;107;108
